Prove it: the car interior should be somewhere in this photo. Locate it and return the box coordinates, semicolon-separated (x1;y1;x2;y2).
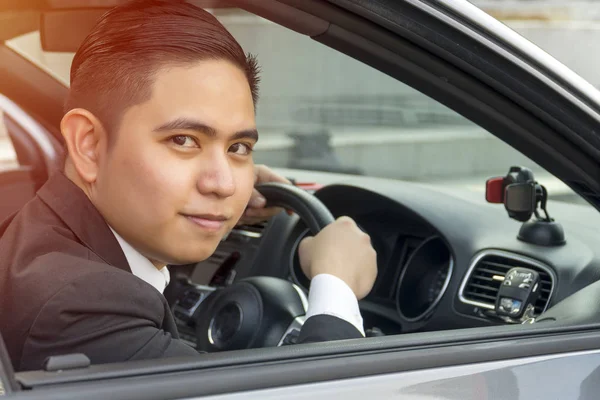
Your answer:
0;92;63;220
3;0;600;393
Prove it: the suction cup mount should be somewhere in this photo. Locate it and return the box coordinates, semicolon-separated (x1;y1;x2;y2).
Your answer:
485;166;565;247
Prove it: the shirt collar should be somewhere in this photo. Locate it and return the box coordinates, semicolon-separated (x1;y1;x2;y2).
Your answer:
109;228;170;293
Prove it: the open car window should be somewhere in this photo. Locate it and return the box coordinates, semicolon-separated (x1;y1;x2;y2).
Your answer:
5;9;587;206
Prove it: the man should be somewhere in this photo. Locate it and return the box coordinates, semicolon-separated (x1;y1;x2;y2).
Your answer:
0;0;377;372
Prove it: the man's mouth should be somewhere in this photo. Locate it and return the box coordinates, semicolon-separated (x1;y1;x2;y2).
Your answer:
182;213;228;232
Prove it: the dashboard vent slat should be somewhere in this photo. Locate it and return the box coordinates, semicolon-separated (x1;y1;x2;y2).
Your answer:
460;252;554;317
465;291;497;301
229;221;269;239
474;267;505;276
468;283;499;293
480;261;513;269
471;275;494;282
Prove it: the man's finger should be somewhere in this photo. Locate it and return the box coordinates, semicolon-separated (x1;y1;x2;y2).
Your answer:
244;204;284;218
255;164;291;185
298;236;314;278
237;216;269;226
247;188;292;214
248;188;267;208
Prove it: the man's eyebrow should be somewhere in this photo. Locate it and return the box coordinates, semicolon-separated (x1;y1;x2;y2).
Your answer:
231;128;259;142
153;117;259;141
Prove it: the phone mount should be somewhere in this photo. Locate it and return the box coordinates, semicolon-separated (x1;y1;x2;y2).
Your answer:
486;166;565;247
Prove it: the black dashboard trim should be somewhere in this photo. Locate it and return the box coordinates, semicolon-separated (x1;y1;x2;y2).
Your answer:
395;235;454;323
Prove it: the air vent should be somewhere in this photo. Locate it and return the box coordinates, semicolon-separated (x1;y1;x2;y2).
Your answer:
460;251;553;316
230;221;268;238
178;290;202;311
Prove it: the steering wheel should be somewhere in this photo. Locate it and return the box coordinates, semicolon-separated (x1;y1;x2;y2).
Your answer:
193;182;334;352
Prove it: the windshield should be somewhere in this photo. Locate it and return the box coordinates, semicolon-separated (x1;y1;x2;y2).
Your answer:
5;6;587;206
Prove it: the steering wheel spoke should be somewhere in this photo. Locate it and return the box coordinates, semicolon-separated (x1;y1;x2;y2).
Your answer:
277;315;306;346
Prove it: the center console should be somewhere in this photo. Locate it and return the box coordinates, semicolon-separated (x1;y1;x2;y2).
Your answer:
167;222;269;348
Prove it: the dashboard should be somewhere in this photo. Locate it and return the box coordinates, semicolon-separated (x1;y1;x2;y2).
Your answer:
169;168;600;337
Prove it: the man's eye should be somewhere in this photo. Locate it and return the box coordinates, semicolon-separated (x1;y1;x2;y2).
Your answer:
170;135;198;148
230;143;253;156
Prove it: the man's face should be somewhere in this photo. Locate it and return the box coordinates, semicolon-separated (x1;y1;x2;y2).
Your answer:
92;60;257;265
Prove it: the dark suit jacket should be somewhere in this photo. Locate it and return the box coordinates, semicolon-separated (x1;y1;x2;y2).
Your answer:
0;172;361;372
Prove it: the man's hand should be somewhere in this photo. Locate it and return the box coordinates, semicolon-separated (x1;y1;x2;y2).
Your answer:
298;216;377;300
237;164;291;226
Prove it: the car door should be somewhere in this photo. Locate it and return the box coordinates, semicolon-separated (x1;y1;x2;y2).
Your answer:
2;0;600;399
6;326;600;399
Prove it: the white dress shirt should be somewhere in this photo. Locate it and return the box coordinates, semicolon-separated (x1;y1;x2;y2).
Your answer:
110;228;171;293
109;229;365;336
306;274;365;336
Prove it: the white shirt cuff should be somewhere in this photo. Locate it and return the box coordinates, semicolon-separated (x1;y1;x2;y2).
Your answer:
306;274;365;337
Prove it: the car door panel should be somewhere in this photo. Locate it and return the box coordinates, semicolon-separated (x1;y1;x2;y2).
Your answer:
198;350;600;400
10;327;600;400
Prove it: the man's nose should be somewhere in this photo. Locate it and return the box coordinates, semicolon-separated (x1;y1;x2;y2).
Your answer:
196;152;236;198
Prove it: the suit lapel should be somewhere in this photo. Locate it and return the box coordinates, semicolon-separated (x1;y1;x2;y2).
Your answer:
162;302;180;338
0;211;17;238
37;171;131;273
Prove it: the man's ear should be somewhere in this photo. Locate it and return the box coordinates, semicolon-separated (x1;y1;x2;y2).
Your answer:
60;109;107;184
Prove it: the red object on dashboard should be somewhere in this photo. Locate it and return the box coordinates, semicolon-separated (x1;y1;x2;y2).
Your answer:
295;182;324;191
485;177;505;203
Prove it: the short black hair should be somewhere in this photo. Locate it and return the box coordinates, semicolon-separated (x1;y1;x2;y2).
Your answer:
65;0;260;135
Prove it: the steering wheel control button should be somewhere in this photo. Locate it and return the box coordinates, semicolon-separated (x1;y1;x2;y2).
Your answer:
208;302;243;349
495;267;540;319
